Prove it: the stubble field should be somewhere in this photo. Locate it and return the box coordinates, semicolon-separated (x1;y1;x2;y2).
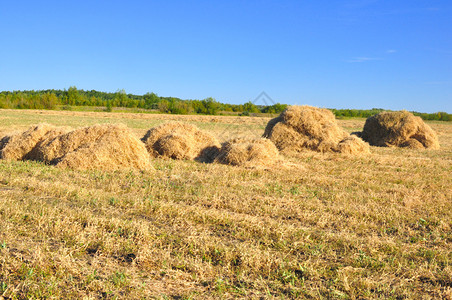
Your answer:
0;109;451;299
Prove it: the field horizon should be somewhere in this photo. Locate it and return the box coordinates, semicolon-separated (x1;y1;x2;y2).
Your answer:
0;108;451;299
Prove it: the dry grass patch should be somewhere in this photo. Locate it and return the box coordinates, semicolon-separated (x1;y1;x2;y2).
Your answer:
361;110;440;149
142;122;220;162
264;105;370;154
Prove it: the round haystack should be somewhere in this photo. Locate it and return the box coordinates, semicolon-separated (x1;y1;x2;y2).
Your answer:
142;122;220;162
263;105;369;154
215;138;279;167
361;111;440;149
335;136;371;154
33;124;151;171
0;123;68;161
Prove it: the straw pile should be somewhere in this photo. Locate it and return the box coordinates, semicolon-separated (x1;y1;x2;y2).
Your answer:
32;124;151;170
0;124;67;161
360;111;440;149
215;138;279;167
142;122;220;162
264;105;370;154
335;135;371;154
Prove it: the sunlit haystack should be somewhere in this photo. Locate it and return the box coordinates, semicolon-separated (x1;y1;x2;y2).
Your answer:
263;105;369;154
361;111;440;149
215;138;279;167
335;135;371;154
142;122;220;162
0;123;68;161
33;124;151;170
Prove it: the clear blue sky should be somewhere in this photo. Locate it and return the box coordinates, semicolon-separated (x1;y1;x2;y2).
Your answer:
1;0;451;113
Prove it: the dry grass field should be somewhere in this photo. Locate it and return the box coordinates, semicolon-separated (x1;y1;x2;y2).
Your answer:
0;109;451;299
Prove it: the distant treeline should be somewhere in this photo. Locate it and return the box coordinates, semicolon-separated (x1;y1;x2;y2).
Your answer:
0;87;450;121
331;108;452;121
0;87;287;115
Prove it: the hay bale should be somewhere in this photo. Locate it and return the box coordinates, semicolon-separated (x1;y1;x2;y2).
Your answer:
142;122;220;162
264;105;369;154
361;111;440;149
215;138;279;167
33;124;151;170
335;136;371;154
0;124;67;161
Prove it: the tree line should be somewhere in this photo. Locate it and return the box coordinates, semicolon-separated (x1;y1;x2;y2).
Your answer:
0;87;450;121
331;108;452;121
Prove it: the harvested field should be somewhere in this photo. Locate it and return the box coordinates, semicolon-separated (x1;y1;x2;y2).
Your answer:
264;105;370;154
0;108;451;299
361;110;440;149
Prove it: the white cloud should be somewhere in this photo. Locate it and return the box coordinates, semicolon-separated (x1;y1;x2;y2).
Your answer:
386;49;397;54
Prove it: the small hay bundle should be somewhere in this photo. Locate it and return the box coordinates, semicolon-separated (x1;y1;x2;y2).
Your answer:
33;124;151;170
335;135;370;154
361;111;440;149
142;122;220;162
215;138;279;167
0;123;67;161
264;105;369;154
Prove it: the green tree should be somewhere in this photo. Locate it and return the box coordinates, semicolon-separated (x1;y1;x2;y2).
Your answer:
143;92;160;109
242;101;260;114
201;97;220;115
62;86;81;105
262;103;287;114
158;100;169;113
41;92;58;109
114;89;129;107
105;100;113;112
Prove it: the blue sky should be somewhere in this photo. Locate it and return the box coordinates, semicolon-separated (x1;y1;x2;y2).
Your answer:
0;0;451;113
